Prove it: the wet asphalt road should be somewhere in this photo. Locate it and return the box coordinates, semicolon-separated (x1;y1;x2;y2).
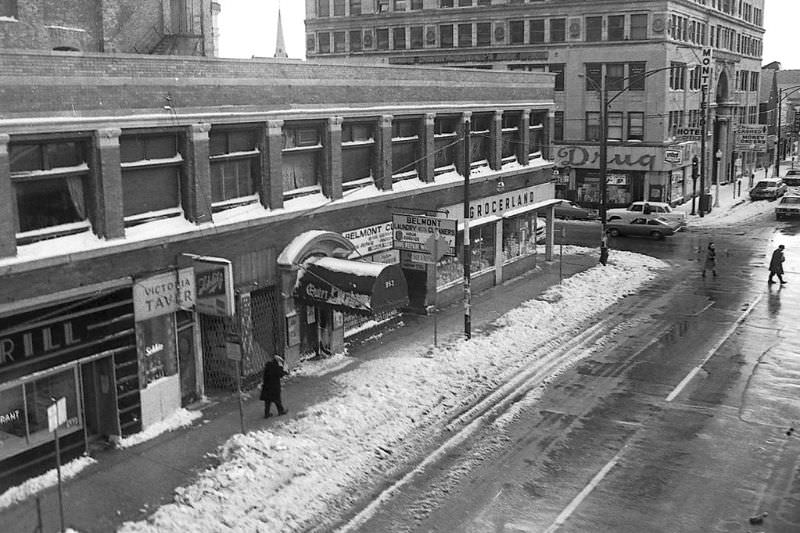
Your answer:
346;207;800;532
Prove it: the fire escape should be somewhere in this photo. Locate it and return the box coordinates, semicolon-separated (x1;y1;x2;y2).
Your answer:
133;0;206;56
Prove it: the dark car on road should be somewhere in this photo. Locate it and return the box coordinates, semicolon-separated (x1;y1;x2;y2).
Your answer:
606;217;680;240
750;177;787;200
783;169;800;187
553;200;594;220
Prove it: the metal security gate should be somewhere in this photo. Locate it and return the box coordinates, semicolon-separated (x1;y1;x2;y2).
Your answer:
200;286;281;392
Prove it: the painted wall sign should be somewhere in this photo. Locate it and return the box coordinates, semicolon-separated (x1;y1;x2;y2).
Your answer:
343;222;394;257
133;268;195;321
556;146;658;171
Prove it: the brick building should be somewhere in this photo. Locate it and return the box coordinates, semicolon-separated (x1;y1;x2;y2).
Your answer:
0;50;557;488
305;0;765;208
0;0;219;55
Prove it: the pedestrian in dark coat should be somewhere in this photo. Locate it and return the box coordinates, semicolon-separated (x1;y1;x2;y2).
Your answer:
769;244;786;284
702;242;717;277
260;355;287;417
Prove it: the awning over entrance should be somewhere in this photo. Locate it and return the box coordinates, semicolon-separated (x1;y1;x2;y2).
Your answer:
294;257;409;316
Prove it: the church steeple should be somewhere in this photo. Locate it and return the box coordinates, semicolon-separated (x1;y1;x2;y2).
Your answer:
274;5;288;58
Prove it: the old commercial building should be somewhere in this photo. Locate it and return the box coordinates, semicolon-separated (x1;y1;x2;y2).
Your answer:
305;0;765;208
0;51;557;488
0;0;219;55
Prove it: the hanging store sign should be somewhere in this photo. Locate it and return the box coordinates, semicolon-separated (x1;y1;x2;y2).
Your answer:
193;256;235;317
392;214;457;257
735;125;768;152
665;148;683;164
133;268;195;321
343;222;394;258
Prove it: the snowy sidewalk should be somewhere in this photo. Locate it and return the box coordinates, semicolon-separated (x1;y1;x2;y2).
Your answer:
0;248;609;533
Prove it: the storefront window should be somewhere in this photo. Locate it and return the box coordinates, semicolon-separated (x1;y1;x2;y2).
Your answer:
436;224;496;287
502;214;542;262
0;368;84;458
0;385;27;459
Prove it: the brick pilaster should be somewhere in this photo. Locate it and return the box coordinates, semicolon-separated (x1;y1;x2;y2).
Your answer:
93;128;124;239
490;109;503;170
519;109;531;166
419;113;436;183
543;110;553;160
261;119;284;210
0;134;15;257
455;111;472;176
324;116;343;200
375;115;393;191
185;123;213;224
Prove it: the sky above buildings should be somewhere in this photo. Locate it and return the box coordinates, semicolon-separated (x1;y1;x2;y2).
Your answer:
217;0;800;69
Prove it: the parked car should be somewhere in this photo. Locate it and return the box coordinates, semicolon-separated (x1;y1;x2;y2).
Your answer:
775;194;800;219
750;177;787;200
606;201;687;228
553;200;594;220
606;217;680;240
783;169;800;187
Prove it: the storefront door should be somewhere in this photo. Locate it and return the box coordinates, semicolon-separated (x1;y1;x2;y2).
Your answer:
317;308;333;357
176;311;197;406
80;357;119;441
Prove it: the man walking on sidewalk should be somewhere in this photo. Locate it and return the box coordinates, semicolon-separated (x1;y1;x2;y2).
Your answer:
261;355;288;418
769;244;787;285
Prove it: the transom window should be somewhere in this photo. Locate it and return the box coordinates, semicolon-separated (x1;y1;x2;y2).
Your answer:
282;124;323;197
392;118;420;180
120;132;184;223
209;127;260;209
9;137;91;241
342;122;375;188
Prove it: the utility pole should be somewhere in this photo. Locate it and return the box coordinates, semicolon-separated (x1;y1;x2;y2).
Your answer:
462;119;471;340
699;82;707;217
599;77;609;266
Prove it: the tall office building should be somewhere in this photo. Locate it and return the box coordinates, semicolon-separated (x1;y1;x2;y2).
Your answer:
306;0;765;208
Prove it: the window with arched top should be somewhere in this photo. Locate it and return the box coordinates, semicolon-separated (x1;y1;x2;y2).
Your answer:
716;70;729;102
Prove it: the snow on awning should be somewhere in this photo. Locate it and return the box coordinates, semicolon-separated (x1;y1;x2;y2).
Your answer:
294;257;409;316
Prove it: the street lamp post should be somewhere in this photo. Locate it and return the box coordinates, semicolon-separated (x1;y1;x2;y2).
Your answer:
691;155;699;215
713;149;722;207
775;86;800;177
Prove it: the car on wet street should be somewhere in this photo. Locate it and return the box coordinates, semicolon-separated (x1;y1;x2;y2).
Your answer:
606;216;681;240
553;200;594;220
750;177;787;200
775;193;800;219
